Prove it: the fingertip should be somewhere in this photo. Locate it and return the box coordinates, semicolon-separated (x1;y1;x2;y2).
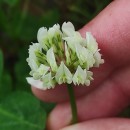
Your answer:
46;104;72;130
59;118;130;130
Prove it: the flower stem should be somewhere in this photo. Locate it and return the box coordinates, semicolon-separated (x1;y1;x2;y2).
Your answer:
67;84;78;124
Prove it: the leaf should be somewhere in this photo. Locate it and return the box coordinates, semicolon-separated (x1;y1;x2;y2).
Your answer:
0;72;12;101
0;7;8;31
0;50;3;82
40;101;55;114
3;0;19;7
0;91;47;130
14;46;30;91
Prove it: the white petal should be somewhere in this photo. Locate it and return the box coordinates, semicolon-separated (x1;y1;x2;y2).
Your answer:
94;50;104;67
46;47;57;72
55;62;64;84
85;71;93;86
86;32;98;53
48;24;61;39
65;42;71;65
75;44;84;62
85;49;95;68
84;80;90;86
63;63;73;84
62;22;75;36
27;43;41;71
62;22;75;31
32;64;50;80
37;64;50;75
73;66;86;85
75;44;95;69
42;72;55;89
73;32;83;43
63;37;76;52
87;71;93;80
28;43;41;58
37;27;48;44
55;62;72;84
27;58;38;71
63;31;84;52
26;77;46;90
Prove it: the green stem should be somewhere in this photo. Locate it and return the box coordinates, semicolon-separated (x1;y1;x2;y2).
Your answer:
67;84;78;124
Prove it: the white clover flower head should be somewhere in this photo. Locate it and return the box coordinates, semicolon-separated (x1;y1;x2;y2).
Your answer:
26;22;104;90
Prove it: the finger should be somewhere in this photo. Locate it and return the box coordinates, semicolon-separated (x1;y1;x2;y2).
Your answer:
32;0;130;102
61;118;130;130
31;84;91;102
47;65;130;130
79;0;130;66
31;61;113;102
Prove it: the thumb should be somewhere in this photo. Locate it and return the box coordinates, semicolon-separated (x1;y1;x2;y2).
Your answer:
61;118;130;130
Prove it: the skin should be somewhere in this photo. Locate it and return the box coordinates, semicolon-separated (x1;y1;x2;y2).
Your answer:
31;0;130;129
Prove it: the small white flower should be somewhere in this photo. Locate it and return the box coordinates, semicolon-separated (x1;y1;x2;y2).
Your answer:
62;22;75;36
65;42;71;65
75;44;95;69
48;24;61;38
27;43;41;71
37;24;62;51
63;32;83;52
94;50;104;67
73;66;86;85
85;71;93;86
63;37;76;52
55;62;72;84
37;27;48;50
32;64;50;80
48;24;62;50
86;32;98;53
26;76;54;90
46;47;58;72
37;27;47;44
27;59;38;73
26;77;44;89
42;72;55;89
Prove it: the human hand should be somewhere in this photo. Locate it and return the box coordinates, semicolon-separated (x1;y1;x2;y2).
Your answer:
32;0;130;129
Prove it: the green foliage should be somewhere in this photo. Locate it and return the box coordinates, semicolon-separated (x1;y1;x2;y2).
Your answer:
0;50;3;81
40;101;55;115
0;91;46;130
14;46;30;91
0;72;12;101
1;0;130;129
3;0;19;7
0;51;11;101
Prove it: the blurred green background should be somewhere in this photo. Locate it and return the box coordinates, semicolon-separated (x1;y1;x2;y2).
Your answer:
0;0;130;130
